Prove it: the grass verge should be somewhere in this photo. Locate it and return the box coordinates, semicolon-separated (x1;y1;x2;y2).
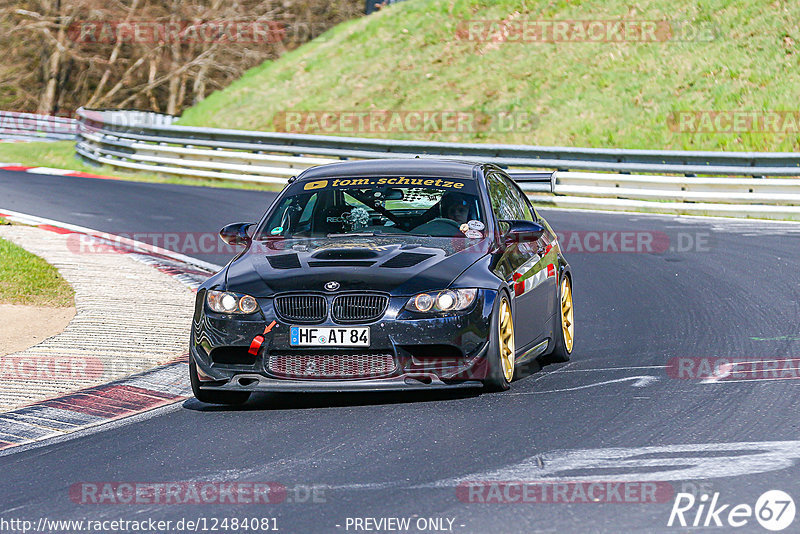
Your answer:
0;219;74;307
179;0;800;152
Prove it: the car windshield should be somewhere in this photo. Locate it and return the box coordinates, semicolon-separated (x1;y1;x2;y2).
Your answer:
257;176;487;239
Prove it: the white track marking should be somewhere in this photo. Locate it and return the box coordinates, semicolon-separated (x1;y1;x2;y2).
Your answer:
425;440;800;485
701;357;800;384
704;376;800;384
510;375;660;395
558;365;667;373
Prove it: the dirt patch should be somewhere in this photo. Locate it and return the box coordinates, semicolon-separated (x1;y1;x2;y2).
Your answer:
0;304;75;356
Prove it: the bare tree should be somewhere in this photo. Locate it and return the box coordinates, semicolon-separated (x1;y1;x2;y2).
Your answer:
0;0;363;115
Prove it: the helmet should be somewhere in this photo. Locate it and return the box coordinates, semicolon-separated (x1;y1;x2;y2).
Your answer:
440;192;475;222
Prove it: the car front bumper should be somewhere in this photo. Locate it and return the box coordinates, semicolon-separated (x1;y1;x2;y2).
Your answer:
190;289;497;392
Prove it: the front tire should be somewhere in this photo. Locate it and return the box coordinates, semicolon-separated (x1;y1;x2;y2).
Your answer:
189;356;251;405
483;291;515;392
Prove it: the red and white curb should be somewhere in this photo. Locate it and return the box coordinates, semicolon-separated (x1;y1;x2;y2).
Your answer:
0;355;191;453
0;210;224;452
0;163;116;180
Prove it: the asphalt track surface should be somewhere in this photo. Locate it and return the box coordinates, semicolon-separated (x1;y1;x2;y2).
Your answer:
2;169;800;533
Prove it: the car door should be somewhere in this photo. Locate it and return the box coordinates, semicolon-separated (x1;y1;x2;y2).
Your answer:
486;172;549;350
510;178;558;328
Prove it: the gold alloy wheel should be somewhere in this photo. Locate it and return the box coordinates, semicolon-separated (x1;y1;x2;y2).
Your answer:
499;297;515;382
561;276;574;352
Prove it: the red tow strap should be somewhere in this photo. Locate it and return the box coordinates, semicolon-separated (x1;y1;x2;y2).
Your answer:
248;320;277;355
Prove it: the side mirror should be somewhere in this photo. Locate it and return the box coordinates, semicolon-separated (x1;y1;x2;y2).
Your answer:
219;222;253;246
502;220;545;247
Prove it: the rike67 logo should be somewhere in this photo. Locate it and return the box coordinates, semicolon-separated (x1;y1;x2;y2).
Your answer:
668;490;795;531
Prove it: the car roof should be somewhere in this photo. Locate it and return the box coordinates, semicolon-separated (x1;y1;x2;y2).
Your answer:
295;158;485;181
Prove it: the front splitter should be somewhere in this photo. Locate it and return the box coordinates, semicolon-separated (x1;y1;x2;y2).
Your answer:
201;373;485;393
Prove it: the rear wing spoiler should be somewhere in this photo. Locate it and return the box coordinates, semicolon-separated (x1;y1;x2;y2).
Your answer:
507;171;556;193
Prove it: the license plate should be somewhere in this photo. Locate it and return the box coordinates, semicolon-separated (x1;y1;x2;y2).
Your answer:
290;326;370;347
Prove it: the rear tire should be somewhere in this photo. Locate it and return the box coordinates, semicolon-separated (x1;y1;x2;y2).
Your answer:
189;356;251;405
483;291;515;392
546;274;574;363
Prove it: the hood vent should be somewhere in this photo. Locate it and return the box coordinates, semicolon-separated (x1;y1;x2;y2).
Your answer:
312;249;379;260
267;254;301;269
308;260;376;267
380;252;434;268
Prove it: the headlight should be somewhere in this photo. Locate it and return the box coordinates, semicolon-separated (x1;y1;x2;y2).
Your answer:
207;290;260;314
405;289;477;313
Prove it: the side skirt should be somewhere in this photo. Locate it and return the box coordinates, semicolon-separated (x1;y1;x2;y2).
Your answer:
515;338;549;366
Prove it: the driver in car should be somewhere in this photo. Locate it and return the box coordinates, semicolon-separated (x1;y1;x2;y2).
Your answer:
441;192;472;224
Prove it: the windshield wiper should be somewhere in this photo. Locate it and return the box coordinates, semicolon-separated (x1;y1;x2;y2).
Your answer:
326;232;383;238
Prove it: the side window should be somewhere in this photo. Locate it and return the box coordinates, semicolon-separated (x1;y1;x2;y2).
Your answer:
487;173;530;222
501;175;534;222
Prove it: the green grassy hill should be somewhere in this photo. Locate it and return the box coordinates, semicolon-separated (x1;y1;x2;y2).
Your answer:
179;0;800;151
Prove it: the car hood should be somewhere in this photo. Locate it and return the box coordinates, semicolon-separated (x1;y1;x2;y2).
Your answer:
224;236;490;296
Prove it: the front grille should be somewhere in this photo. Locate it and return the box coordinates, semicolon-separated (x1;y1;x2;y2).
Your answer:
274;295;327;323
332;294;388;323
267;352;396;379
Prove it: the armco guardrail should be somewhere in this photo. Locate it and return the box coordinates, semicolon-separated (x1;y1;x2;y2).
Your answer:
74;108;800;219
0;111;78;141
553;172;800;204
76;109;336;184
523;170;800;220
76;108;800;178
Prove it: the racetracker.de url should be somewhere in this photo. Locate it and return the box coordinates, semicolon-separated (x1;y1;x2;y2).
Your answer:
0;517;279;533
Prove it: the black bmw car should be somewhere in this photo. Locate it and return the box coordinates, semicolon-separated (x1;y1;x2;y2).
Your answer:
190;159;573;404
